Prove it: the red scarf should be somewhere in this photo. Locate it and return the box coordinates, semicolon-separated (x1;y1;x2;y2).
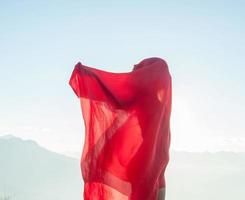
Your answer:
69;57;172;200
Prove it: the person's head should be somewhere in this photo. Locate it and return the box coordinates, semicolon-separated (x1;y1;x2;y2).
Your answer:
132;57;167;71
132;64;144;71
132;58;150;71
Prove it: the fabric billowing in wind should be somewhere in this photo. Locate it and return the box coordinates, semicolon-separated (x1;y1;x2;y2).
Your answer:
69;57;172;200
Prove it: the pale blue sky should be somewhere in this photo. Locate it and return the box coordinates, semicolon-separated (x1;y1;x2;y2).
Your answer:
1;0;245;155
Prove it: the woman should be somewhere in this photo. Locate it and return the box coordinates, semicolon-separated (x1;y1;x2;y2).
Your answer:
69;57;172;200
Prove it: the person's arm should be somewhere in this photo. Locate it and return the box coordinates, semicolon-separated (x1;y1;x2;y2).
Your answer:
69;62;143;105
158;166;167;200
158;187;166;200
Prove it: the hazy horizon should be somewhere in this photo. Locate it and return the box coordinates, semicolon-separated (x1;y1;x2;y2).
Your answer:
1;135;244;200
1;134;244;159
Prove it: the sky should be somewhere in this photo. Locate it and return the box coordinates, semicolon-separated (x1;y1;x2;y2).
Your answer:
0;0;245;156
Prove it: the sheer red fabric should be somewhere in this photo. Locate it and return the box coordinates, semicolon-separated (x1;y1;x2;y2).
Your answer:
69;57;172;200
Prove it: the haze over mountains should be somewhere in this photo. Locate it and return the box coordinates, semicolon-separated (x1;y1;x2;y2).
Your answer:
0;134;82;200
0;134;244;200
166;150;245;200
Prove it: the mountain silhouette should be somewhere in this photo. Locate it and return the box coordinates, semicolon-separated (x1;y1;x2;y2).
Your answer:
0;134;244;200
165;151;245;200
0;135;82;200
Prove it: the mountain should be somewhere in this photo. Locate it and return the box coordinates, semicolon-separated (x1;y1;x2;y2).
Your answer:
165;151;245;200
0;134;244;200
0;135;83;200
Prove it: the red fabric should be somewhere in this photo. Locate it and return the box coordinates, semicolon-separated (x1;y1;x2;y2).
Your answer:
69;57;172;200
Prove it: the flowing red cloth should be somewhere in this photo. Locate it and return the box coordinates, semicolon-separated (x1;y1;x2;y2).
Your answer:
69;57;172;200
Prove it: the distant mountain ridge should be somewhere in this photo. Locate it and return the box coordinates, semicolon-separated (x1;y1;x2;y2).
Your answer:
0;134;244;200
0;134;82;200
